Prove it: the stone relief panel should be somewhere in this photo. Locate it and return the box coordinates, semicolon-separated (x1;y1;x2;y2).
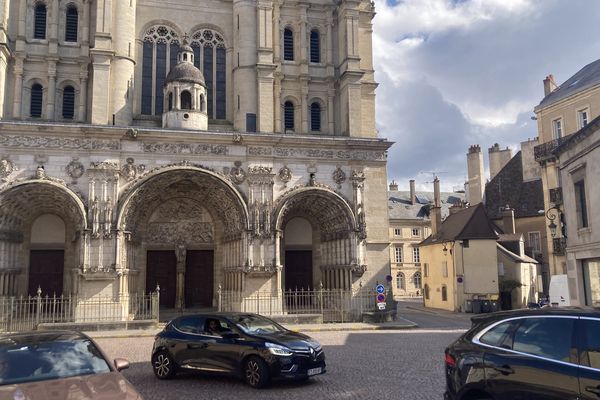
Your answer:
229;161;246;184
0;136;120;151
332;166;346;188
248;146;386;161
120;158;146;182
0;159;15;182
146;198;214;244
277;166;292;186
66;158;85;183
141;142;228;155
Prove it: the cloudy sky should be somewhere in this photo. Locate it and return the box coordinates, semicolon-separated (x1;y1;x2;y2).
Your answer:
373;0;600;192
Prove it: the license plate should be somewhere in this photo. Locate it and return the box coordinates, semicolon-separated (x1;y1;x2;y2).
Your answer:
307;367;322;376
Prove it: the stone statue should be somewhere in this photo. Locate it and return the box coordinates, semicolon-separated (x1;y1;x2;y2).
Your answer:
91;197;100;236
103;197;113;235
35;165;46;179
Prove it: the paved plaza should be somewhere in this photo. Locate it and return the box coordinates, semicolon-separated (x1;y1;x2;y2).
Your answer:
93;308;469;400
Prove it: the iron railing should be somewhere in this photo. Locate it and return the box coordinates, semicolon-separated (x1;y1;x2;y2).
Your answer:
218;287;387;323
0;291;159;332
534;135;573;162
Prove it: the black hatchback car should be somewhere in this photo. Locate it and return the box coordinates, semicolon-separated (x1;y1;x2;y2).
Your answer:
444;307;600;400
151;313;326;388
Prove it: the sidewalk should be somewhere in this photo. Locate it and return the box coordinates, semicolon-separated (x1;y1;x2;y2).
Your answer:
85;316;418;339
402;302;473;320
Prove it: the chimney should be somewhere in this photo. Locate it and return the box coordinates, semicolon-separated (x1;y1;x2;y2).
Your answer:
449;200;464;215
389;180;398;191
466;145;484;205
431;177;442;237
543;74;557;96
488;143;512;180
409;179;416;205
502;205;515;234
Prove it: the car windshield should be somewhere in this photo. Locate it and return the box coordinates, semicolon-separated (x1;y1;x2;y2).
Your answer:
0;338;111;385
230;315;286;334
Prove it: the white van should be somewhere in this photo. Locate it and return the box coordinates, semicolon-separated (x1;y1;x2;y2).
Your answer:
549;274;571;307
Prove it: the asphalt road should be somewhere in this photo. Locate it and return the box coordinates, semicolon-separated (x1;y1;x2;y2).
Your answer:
96;326;466;400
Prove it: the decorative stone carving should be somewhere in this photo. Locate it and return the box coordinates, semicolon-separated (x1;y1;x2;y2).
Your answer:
232;133;242;143
351;264;367;278
103;197;113;237
66;159;85;182
248;166;272;175
90;161;119;170
247;146;386;161
0;135;120;151
34;154;48;164
121;158;146;181
126;128;138;139
333;166;346;188
141;142;229;155
278;166;292;185
90;196;101;237
0;159;14;181
147;221;214;243
230;161;246;184
35;165;46;179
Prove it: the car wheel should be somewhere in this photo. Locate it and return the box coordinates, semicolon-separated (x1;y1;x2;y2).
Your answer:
244;356;269;388
152;351;177;379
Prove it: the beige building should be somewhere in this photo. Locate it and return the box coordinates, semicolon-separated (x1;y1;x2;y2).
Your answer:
419;179;499;312
554;115;600;307
0;0;392;316
533;63;600;278
387;179;464;298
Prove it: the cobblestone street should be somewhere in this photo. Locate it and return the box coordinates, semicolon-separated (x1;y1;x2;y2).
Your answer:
95;325;466;400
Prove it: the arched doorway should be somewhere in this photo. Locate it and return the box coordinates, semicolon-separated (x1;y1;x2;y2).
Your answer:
28;214;66;296
283;217;313;290
274;187;358;290
0;180;86;297
117;165;249;309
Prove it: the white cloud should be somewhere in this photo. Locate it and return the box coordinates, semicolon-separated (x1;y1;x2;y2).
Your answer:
373;0;600;191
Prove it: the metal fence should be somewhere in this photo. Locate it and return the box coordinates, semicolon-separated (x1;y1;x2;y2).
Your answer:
218;288;387;323
0;292;159;332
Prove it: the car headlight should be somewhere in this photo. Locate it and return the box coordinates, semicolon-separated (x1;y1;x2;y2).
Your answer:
265;342;293;356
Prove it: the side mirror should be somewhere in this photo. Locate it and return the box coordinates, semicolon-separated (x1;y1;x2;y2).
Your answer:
114;358;130;371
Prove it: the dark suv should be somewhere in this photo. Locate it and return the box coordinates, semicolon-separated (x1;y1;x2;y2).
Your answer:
151;313;326;388
444;307;600;400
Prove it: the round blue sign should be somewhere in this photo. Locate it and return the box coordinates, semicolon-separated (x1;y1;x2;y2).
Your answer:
376;284;385;294
386;275;393;282
377;293;386;302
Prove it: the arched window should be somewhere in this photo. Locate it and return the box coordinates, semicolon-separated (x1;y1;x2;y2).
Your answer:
141;26;180;116
62;86;75;119
181;91;192;110
396;272;405;290
413;272;422;289
30;84;43;118
424;284;430;300
284;101;294;131
283;28;294;61
200;94;205;112
310;102;321;132
34;3;47;39
168;92;173;111
310;29;320;63
65;6;78;42
441;285;448;301
190;29;227;119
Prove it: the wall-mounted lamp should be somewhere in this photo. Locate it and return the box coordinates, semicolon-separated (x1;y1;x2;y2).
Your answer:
545;206;566;238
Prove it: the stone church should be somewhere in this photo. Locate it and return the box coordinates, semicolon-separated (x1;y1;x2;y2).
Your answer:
0;0;391;311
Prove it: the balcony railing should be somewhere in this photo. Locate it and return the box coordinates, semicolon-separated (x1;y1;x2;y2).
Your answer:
549;187;563;205
534;135;572;162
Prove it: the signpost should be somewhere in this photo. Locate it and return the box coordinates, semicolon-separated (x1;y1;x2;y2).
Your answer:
376;284;386;310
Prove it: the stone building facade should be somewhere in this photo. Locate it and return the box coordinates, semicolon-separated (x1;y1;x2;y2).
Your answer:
0;0;391;312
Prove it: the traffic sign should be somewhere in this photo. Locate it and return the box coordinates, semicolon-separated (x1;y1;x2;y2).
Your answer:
376;284;385;294
385;275;393;282
376;293;386;302
377;302;386;310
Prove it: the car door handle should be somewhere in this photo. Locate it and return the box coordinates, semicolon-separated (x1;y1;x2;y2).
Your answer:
586;386;600;396
187;343;208;349
493;365;514;375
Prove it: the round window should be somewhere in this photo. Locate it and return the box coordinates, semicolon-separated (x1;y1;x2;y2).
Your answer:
183;113;189;119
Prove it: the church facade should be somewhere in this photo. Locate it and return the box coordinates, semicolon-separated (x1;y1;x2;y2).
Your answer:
0;0;391;312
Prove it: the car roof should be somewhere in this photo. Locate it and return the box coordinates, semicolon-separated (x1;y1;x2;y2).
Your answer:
172;312;261;320
0;330;90;347
471;306;600;325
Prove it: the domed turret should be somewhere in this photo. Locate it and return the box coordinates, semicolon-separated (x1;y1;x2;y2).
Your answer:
162;34;208;130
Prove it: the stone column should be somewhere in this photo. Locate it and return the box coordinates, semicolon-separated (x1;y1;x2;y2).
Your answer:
46;61;57;118
79;69;88;122
12;57;23;119
175;244;186;309
301;85;308;133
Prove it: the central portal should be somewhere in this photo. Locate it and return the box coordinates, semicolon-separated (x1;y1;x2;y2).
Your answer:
146;251;176;307
185;250;214;308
